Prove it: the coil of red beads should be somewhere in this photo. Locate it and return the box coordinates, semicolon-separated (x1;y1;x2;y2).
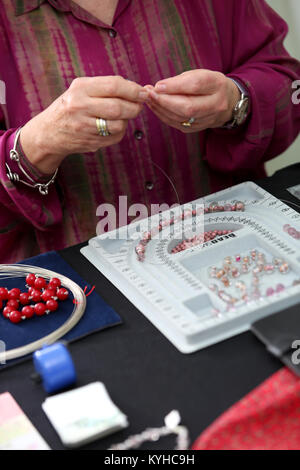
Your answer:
0;274;69;324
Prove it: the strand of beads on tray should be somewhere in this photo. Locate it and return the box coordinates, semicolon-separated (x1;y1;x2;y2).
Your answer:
171;230;233;254
0;273;69;324
135;200;245;262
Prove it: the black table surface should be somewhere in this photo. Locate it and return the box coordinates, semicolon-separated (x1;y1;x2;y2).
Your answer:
1;164;300;450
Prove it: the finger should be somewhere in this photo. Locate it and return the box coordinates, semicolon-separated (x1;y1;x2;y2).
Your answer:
87;97;143;120
148;89;216;119
146;99;186;123
147;103;181;130
88;117;128;136
154;69;219;95
148;102;216;132
147;102;179;126
72;76;148;102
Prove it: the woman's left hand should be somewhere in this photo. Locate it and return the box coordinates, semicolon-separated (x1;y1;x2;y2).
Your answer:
145;69;241;132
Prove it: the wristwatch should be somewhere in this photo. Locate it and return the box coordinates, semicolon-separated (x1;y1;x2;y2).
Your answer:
223;78;250;129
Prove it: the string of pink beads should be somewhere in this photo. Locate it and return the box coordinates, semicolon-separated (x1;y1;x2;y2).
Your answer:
135;201;245;262
171;230;233;254
0;274;69;324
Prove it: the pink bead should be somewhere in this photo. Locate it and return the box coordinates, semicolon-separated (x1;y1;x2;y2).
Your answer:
266;287;275;297
235;202;245;211
142;231;151;240
276;283;285;293
283;224;290;233
264;264;274;274
288;227;298;238
183;209;192;218
231;267;240;278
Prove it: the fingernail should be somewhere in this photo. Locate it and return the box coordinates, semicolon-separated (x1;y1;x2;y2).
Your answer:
138;91;149;101
155;83;166;92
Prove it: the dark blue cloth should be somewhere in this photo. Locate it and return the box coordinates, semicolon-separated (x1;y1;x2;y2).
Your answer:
0;251;121;368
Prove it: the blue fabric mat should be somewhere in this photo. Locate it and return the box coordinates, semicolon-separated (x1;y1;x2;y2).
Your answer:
0;251;122;368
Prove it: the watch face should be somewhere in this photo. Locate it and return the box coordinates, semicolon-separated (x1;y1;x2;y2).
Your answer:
236;98;249;125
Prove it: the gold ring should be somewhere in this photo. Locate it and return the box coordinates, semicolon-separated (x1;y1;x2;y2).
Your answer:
181;117;195;128
96;117;111;136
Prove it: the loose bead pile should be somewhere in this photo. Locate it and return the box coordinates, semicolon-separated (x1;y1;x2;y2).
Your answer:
0;274;69;324
283;224;300;240
208;249;293;307
135;200;245;261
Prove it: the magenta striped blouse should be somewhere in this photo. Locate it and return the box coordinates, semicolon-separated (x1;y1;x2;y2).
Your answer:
0;0;299;262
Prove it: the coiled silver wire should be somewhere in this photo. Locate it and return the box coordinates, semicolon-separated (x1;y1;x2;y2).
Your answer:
0;264;86;362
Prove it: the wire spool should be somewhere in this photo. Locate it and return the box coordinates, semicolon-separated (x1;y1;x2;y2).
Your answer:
0;264;86;363
33;343;77;393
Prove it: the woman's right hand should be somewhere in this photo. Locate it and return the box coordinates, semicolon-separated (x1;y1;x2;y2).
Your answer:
20;76;148;175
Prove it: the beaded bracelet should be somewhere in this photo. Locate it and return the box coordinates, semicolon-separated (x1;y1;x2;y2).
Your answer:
108;410;189;451
5;127;58;195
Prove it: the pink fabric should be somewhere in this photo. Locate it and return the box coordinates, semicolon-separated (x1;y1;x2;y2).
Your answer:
0;0;299;262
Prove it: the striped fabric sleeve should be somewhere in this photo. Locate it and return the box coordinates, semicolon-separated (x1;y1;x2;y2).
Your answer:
205;0;300;176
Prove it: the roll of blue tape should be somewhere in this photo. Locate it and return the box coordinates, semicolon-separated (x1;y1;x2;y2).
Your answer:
33;343;77;393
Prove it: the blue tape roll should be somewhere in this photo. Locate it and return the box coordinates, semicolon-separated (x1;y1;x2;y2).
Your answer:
33;343;76;393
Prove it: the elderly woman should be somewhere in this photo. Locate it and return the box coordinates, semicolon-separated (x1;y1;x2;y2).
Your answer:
0;0;299;263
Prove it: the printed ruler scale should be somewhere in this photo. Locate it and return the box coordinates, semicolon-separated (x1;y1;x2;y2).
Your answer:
81;182;300;353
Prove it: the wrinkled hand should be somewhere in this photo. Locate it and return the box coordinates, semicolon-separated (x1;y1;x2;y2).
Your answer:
21;76;148;174
145;69;240;133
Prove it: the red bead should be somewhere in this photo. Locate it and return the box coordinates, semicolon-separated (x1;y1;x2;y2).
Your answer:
34;277;47;290
41;288;56;302
56;288;68;301
34;302;47;316
46;299;58;312
26;273;36;287
22;305;34;319
48;277;61;290
30;289;42;303
27;287;36;296
6;299;19;310
0;287;8;301
19;292;30;305
3;306;12;318
9;310;22;324
8;288;21;300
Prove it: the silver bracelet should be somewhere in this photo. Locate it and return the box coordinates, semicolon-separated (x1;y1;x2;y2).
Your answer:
6;127;58;195
108;410;190;451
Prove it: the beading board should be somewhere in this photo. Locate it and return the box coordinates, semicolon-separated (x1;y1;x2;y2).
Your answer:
81;182;300;353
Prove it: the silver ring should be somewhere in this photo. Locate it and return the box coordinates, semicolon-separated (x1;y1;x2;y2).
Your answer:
96;117;111;136
181;117;195;128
